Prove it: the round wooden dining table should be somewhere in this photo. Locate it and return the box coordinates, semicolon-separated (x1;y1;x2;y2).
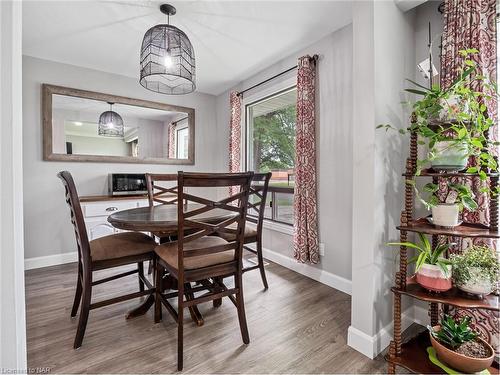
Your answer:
107;204;235;325
108;203;235;232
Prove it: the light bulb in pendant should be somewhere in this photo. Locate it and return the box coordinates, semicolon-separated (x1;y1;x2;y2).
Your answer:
164;50;173;68
107;122;114;128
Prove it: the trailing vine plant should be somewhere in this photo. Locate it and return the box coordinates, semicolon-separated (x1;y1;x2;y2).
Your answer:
377;49;499;182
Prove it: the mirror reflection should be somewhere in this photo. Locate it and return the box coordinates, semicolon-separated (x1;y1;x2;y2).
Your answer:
51;94;190;160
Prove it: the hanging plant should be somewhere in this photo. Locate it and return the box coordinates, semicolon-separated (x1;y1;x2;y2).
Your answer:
377;49;499;179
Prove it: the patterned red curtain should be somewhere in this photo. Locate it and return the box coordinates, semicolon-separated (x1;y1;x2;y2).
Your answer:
229;91;242;195
168;122;176;158
440;0;498;357
293;55;319;264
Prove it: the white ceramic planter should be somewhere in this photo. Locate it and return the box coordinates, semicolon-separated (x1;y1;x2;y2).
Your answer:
431;141;468;172
416;263;452;292
432;204;460;227
455;266;494;296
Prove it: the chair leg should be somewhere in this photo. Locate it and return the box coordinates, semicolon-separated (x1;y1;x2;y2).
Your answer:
235;273;250;344
71;263;83;318
147;260;153;275
154;259;162;323
73;273;92;349
177;283;184;371
256;240;269;290
138;262;145;292
213;277;223;308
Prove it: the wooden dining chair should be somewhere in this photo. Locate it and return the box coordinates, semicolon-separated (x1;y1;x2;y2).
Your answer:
145;173;179;242
57;171;156;349
216;172;271;289
145;173;180;275
154;171;253;371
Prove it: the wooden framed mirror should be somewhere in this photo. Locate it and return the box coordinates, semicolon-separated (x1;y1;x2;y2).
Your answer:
42;84;195;164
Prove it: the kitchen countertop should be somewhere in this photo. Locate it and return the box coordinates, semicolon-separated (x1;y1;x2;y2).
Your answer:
79;194;148;203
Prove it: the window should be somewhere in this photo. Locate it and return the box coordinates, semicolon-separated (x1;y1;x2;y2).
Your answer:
245;86;296;225
176;127;189;159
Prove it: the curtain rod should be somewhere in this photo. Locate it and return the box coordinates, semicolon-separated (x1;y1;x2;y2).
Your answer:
236;54;318;98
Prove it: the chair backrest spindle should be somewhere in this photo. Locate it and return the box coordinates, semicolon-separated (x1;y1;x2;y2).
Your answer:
247;172;272;231
145;173;178;207
57;171;91;274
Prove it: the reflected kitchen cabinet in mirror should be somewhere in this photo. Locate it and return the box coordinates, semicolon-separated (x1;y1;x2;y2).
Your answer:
42;84;194;164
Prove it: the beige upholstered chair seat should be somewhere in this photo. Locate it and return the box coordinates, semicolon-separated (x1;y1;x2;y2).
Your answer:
155;236;234;270
90;232;155;261
217;223;258;242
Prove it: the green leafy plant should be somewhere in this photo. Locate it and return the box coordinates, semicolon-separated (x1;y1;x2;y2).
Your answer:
428;315;477;350
377;49;499;179
451;246;500;286
408;180;478;212
388;233;452;276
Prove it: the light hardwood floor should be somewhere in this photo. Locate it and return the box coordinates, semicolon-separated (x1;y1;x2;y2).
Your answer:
26;258;392;373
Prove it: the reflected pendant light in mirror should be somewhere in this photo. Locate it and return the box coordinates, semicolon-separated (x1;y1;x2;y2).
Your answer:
139;4;196;95
98;102;124;137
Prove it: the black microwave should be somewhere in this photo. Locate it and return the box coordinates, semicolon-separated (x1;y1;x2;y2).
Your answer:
108;174;147;196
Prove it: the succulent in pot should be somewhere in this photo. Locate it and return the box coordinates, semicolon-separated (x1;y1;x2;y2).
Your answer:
428;315;494;373
388;233;453;292
409;180;478;228
451;246;500;297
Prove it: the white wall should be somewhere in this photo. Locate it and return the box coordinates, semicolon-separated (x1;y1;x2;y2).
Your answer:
65;134;130;156
53;108;169;158
348;0;416;359
215;25;354;286
0;0;27;369
23;56;222;260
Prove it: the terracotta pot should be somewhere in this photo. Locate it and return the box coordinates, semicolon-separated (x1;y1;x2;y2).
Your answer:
432;204;460;228
430;326;494;373
416;263;452;292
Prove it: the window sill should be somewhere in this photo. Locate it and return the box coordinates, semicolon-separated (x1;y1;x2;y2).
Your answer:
248;220;293;236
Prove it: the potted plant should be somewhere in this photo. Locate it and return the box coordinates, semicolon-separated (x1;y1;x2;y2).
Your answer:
451;246;500;297
388;233;453;292
428;315;494;373
377;49;499;178
430;139;469;172
409;180;478;227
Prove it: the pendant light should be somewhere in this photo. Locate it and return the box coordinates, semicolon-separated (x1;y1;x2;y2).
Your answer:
139;4;196;95
98;102;124;137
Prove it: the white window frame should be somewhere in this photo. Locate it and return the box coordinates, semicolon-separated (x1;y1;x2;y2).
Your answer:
241;76;296;231
241;76;296;171
175;126;189;159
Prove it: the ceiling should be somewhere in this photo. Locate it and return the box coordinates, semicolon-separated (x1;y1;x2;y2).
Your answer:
53;94;186;122
22;1;352;96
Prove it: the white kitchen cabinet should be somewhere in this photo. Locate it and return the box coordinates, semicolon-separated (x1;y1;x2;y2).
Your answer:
80;196;148;241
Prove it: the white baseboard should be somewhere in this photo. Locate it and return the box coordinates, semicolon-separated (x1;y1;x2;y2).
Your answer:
259;246;352;295
24;251;77;270
347;304;430;359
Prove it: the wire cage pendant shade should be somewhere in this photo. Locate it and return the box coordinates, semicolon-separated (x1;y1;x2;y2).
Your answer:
140;4;196;95
98;102;124;137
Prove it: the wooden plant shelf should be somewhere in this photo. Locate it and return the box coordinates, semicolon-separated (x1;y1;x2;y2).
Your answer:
386;331;500;374
388;124;500;374
397;218;500;238
403;168;499;178
392;280;499;311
